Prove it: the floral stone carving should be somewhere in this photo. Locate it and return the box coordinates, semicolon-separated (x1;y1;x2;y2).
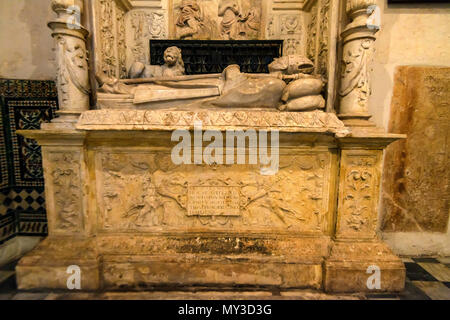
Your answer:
48;152;83;233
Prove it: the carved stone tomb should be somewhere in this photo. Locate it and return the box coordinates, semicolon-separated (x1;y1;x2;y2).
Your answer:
15;0;406;293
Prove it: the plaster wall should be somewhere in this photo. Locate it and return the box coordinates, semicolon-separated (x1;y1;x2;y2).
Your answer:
370;0;450;129
0;0;55;80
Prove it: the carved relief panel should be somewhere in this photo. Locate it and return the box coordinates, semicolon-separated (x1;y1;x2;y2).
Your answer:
170;0;264;40
335;150;382;240
95;150;333;234
305;0;330;78
94;0;131;79
125;9;168;72
43;150;84;235
266;0;332;95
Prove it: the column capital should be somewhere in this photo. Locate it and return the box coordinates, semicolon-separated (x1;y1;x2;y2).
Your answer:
51;0;84;15
49;0;88;37
342;0;379;40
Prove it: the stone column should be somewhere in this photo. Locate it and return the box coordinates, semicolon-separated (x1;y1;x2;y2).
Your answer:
48;0;91;125
324;135;406;293
338;0;379;126
14;1;99;291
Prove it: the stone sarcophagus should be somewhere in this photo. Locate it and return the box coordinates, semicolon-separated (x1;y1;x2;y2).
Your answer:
16;0;406;293
17;110;405;292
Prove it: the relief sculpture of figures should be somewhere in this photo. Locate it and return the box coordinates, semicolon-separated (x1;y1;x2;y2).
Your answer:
175;0;216;39
218;0;260;40
97;47;325;112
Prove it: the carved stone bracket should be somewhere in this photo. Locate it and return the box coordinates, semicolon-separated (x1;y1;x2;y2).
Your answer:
338;0;379;126
49;0;91;123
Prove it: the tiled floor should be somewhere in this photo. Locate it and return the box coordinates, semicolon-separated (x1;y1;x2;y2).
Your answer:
1;257;449;300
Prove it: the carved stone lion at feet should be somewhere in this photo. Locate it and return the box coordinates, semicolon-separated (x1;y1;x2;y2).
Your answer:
128;46;185;79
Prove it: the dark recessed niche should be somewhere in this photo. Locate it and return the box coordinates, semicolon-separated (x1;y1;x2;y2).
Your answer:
149;40;284;75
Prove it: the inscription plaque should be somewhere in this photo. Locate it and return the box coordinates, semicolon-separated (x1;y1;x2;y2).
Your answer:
187;186;241;216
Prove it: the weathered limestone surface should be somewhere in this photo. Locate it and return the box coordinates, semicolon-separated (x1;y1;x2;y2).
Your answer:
15;0;406;294
381;66;450;233
49;0;90;122
338;0;379;126
16;110;405;293
77;109;349;134
325;241;405;293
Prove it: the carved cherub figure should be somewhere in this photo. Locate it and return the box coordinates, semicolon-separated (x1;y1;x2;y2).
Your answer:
128;46;185;79
218;0;240;40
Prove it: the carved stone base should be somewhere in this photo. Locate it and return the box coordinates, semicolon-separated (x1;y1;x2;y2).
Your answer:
324;241;406;293
103;257;323;290
17;236;328;291
17;236;406;292
100;235;328;290
16;238;100;291
16;110;406;293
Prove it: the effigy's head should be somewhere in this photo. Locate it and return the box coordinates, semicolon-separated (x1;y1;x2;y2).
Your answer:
164;47;183;67
269;55;314;75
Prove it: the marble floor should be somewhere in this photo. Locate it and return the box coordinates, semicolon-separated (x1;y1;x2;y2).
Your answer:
0;257;449;300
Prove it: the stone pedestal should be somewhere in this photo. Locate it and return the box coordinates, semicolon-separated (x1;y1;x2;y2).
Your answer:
16;110;405;293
